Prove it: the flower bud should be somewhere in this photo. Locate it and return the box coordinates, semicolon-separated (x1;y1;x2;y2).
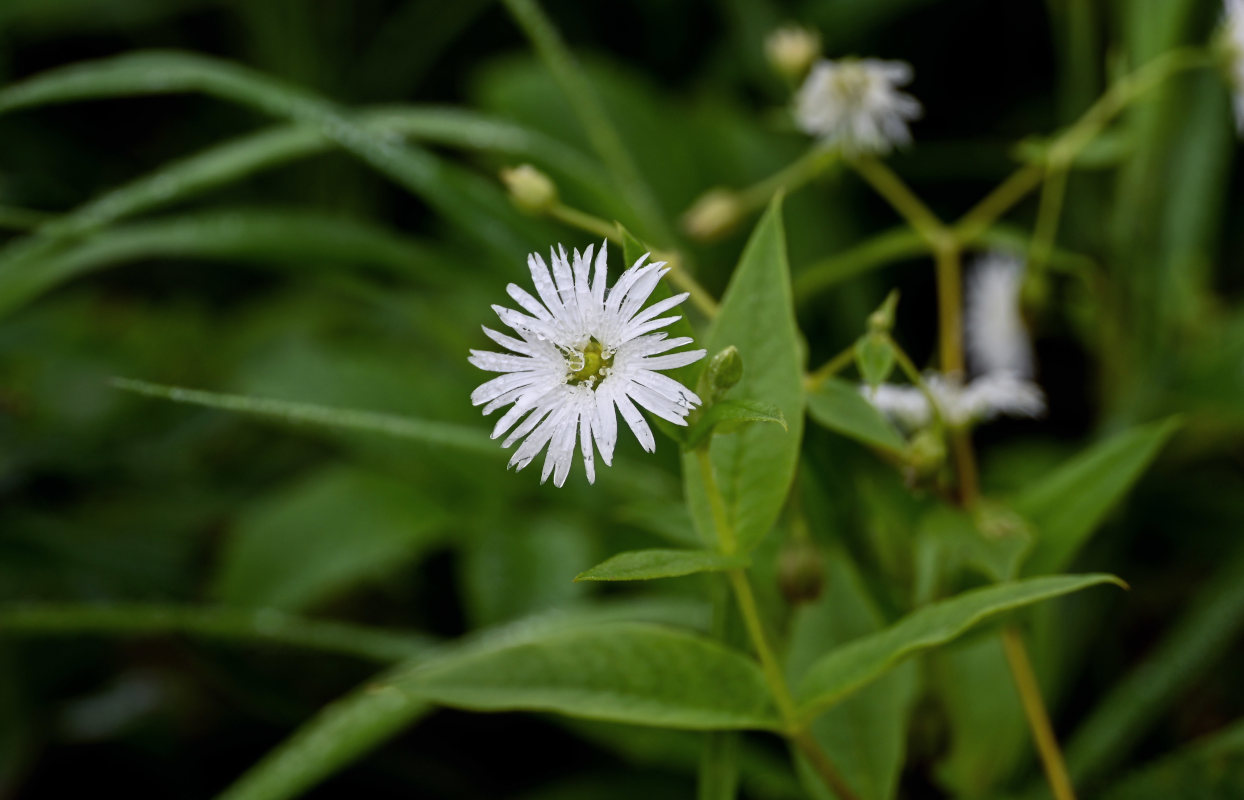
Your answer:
500;164;558;214
682;188;742;242
778;537;825;605
765;25;821;82
905;428;946;479
704;345;743;402
868;290;900;333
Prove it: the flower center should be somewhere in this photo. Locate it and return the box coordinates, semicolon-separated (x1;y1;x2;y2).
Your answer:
566;337;614;388
830;64;873;105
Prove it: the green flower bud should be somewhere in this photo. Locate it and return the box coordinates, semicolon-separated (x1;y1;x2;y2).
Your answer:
905;428;946;479
704;345;743;402
682;189;743;242
765;25;821;82
868;290;900;333
500;164;558;214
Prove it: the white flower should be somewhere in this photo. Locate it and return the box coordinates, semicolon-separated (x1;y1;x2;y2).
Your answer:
863;372;1045;430
794;58;921;154
1225;0;1244;132
470;242;706;487
965;253;1034;379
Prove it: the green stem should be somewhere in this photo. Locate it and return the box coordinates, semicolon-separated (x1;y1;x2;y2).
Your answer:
735;146;840;214
1028;165;1069;276
1003;626;1079;800
933;243;965;377
0;205;52;231
501;0;675;246
804;344;856;391
693;449;860;800
954;164;1044;243
850;156;948;247
549;203;622;242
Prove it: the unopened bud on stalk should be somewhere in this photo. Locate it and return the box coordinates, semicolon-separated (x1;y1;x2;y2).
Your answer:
765;25;821;82
778;537;825;605
1019;268;1049;318
682;188;743;241
868;290;900;333
703;345;743;402
500;164;558;214
905;428;946;479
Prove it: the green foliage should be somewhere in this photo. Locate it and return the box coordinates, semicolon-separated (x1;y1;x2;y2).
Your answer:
575;549;749;582
684;399;787;449
1015;417;1180;575
796;574;1124;719
807;377;906;454
683;198;805;552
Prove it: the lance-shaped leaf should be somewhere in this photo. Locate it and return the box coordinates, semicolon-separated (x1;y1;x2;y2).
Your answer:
683;198;804;551
395;621;779;730
1016;417;1180;575
807;377;906;454
795;574;1124;721
574;549;749;582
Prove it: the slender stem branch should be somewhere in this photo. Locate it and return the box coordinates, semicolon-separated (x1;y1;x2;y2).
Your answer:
694;448;859;800
1002;626;1079;800
954;164;1044;243
949;431;980;507
804;344;856;391
665;259;721;319
502;0;675;245
933;244;965;376
850;156;948;247
549;204;621;242
1028;166;1069;275
736;146;839;213
0;205;53;231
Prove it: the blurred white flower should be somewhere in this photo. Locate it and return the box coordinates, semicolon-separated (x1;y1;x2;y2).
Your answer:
794;58;921;154
1226;0;1244;132
965;252;1034;378
863;372;1045;430
470;242;705;486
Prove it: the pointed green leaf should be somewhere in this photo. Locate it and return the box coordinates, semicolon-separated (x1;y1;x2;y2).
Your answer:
683;198;805;551
1017;417;1180;575
807;377;906;454
111;377;497;455
396;621;779;730
795;574;1124;720
684;399;786;449
574;549;749;582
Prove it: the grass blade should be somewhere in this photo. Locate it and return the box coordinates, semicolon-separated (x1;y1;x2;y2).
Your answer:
111;377;498;455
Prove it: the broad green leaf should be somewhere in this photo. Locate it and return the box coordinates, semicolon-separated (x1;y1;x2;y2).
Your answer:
1066;542;1244;785
786;551;916;800
395;621;779;730
683;198;805;552
214;467;450;611
0;603;433;663
0;210;446;317
807;377;906;454
461;517;592;627
574;549;748;582
855;333;895;388
0;51;539;259
112;377;497;455
1016;417;1179;575
217;663;434;800
795;574;1124;720
684;399;787;449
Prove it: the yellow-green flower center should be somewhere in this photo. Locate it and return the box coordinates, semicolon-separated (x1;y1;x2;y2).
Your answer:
568;338;613;387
